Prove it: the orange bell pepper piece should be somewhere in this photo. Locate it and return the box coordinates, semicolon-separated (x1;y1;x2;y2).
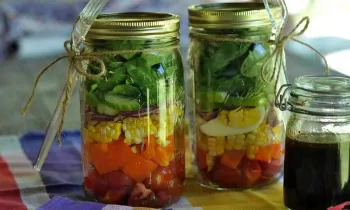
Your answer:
85;139;136;175
122;154;157;182
271;143;283;160
166;135;175;153
255;145;273;162
152;146;174;167
220;150;245;169
141;135;156;159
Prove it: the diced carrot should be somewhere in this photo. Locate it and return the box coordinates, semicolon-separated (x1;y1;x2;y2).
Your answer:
141;136;156;159
271;143;283;160
167;135;174;142
166;135;175;153
85;139;137;175
220;150;245;169
255;145;273;162
152;146;174;167
122;154;158;182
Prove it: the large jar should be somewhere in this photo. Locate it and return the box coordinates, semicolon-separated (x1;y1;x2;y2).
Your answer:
188;3;287;189
280;76;350;210
80;13;186;208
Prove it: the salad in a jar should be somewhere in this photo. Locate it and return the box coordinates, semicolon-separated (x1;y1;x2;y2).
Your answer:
81;40;185;207
191;38;285;189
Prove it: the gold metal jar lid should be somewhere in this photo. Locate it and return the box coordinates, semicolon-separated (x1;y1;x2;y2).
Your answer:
188;3;282;29
85;12;180;40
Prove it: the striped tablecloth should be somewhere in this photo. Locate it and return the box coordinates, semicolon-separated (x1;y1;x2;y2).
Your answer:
0;131;285;210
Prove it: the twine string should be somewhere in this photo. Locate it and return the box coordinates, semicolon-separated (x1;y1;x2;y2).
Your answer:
190;16;330;87
21;39;179;144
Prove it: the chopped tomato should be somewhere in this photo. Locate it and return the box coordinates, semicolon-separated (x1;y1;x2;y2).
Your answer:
220;150;245;169
261;159;282;179
85;169;134;199
122;154;157;182
127;183;159;207
242;159;262;187
143;166;174;191
99;189;129;204
211;163;243;188
166;179;185;197
84;169;99;193
85;140;136;175
171;159;185;182
196;148;207;169
103;170;134;189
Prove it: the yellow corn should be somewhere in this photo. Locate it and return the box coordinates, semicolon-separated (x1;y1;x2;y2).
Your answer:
246;144;259;160
216;136;225;156
207;136;225;156
152;105;182;147
85;121;122;143
122;117;157;145
207;137;216;156
272;124;284;143
206;153;215;172
245;133;256;145
198;132;208;151
226;134;245;150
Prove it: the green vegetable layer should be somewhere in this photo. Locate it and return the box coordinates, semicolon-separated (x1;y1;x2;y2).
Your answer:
84;40;184;116
192;35;275;112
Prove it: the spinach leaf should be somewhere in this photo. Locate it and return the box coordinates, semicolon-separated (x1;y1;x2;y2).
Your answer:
240;44;271;78
109;66;127;84
86;90;105;107
201;41;251;74
142;53;163;67
112;84;141;98
85;39;181;111
110;40;146;60
126;65;158;105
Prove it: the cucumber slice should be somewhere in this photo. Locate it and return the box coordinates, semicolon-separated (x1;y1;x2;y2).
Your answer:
97;104;120;116
104;93;140;112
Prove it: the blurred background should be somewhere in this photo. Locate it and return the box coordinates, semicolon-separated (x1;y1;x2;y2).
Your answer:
0;0;348;135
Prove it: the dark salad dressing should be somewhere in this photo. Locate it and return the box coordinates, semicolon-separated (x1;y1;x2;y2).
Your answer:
284;135;350;210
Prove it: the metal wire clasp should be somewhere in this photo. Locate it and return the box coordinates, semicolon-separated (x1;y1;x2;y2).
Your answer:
275;84;293;111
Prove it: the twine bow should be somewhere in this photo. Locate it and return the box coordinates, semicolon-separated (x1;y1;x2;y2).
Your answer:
190;16;330;88
20;40;179;145
261;16;330;85
20;40;107;144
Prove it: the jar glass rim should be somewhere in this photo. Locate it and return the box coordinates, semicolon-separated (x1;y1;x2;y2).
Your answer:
280;75;350;116
293;75;350;96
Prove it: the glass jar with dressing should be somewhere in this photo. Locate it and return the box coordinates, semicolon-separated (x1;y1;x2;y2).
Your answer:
277;75;350;210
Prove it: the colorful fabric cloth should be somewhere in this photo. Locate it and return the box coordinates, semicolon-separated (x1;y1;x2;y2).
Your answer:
0;132;197;210
39;196;202;210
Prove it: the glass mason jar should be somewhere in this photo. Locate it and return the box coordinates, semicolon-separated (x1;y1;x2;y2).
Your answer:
80;13;186;208
279;75;350;210
188;3;287;190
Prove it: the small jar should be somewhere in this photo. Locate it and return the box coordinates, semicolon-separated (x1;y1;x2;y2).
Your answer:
279;75;350;210
188;2;287;189
80;13;185;208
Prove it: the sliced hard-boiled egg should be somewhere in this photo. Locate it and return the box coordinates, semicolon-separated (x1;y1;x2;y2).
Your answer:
200;106;266;137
